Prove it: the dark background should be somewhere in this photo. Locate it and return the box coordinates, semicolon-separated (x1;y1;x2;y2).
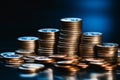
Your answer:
0;0;120;52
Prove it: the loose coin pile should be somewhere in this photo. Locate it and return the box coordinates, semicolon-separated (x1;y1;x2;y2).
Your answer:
38;28;59;56
18;63;44;73
0;52;24;68
95;43;118;64
17;36;39;55
79;32;102;58
55;60;79;72
58;18;82;57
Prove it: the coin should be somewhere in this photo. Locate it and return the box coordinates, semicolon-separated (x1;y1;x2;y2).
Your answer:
0;52;15;57
15;49;35;57
49;54;67;61
18;63;44;74
22;63;44;69
35;56;55;65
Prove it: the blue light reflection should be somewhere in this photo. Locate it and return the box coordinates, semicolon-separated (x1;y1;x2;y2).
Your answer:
82;15;112;32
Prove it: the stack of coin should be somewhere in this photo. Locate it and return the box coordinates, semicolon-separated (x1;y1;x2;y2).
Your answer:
18;63;44;73
17;36;39;54
0;52;24;68
95;43;118;64
58;18;82;56
37;28;59;56
79;32;102;58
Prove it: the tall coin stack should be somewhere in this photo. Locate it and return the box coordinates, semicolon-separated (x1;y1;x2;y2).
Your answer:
37;28;59;56
57;18;82;57
79;32;102;58
95;43;118;64
17;36;39;56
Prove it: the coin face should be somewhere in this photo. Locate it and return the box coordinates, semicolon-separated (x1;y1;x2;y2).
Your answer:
97;43;118;47
22;63;44;69
3;54;23;59
35;57;52;61
60;18;82;22
0;52;15;57
38;28;59;33
56;60;74;65
15;49;34;54
18;36;39;41
83;32;102;36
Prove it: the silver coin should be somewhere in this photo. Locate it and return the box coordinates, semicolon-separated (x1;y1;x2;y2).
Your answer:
83;32;102;36
60;18;82;22
22;63;44;69
38;28;59;33
0;52;15;57
18;36;39;41
3;54;23;59
97;43;118;47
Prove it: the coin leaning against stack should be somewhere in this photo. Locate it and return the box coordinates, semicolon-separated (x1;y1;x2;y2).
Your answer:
37;28;59;56
17;36;39;56
57;18;82;57
95;43;118;64
79;32;102;58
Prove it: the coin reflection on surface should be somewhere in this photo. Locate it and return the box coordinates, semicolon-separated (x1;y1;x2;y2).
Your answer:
106;71;113;80
37;68;53;80
19;73;37;78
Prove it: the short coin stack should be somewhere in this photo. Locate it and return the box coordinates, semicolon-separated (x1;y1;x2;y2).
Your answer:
0;52;24;68
58;18;82;57
79;32;102;58
17;36;39;56
37;28;59;56
18;63;44;74
95;43;118;64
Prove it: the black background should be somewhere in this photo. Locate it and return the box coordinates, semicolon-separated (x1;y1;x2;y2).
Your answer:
0;0;120;52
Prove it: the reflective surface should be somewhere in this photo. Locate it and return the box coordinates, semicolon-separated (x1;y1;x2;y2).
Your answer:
1;64;120;80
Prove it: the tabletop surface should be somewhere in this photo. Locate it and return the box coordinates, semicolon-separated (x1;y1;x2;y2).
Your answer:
0;63;120;80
